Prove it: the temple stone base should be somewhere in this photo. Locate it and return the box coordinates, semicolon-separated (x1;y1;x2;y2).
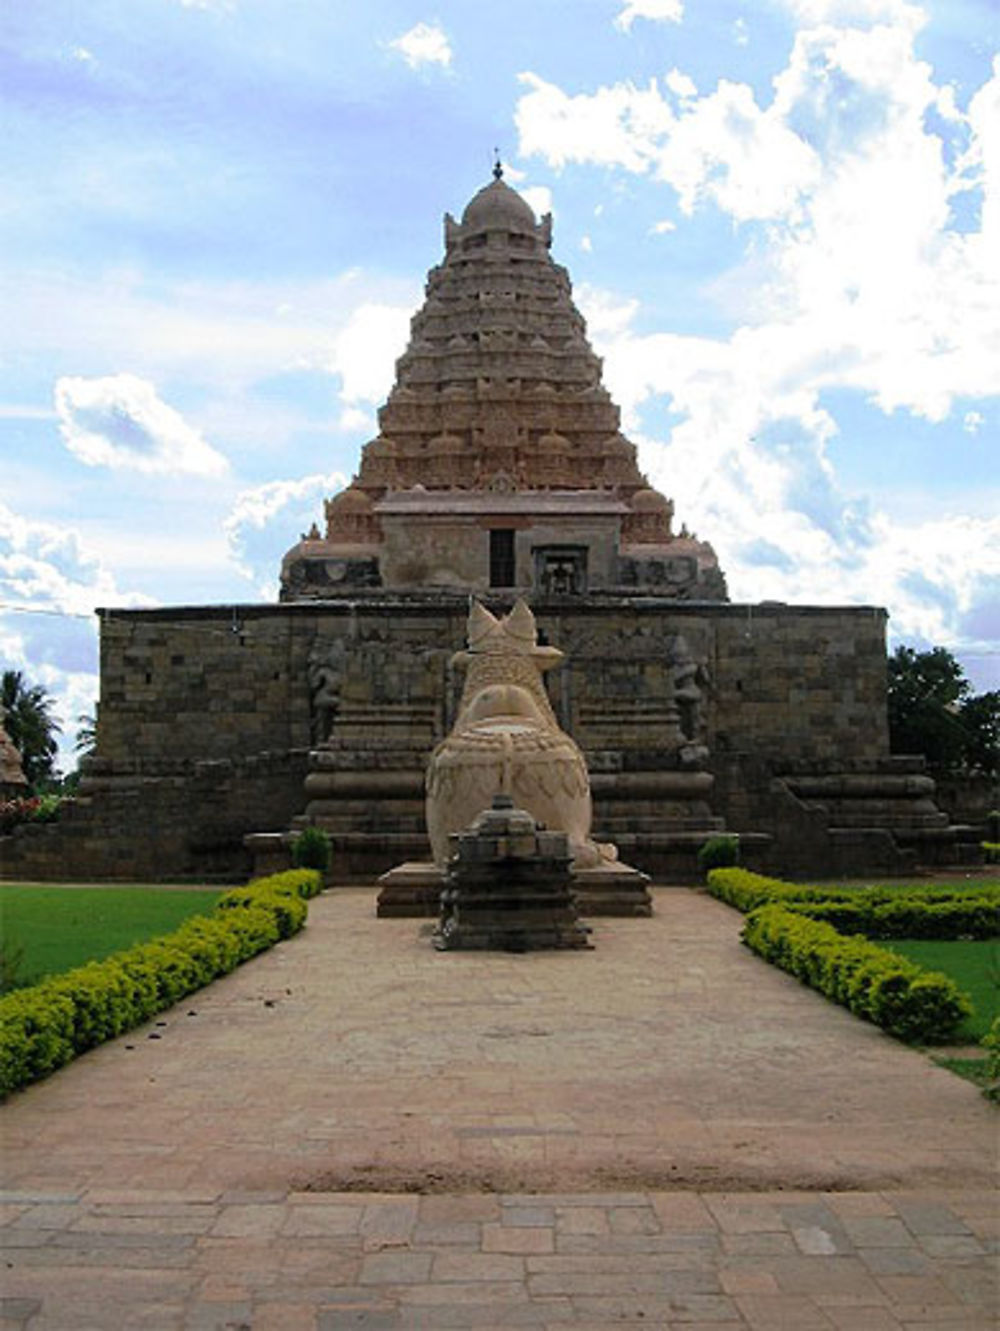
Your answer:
433;797;592;952
571;861;653;916
377;855;652;918
377;861;444;917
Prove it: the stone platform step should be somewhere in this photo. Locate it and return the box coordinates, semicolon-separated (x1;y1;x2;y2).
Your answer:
377;859;653;918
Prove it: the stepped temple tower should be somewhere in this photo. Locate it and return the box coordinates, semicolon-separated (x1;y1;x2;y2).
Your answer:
0;172;977;885
281;165;725;603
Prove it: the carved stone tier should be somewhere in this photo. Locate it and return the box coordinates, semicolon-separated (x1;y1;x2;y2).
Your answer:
281;169;726;602
434;796;592;951
377;857;653;919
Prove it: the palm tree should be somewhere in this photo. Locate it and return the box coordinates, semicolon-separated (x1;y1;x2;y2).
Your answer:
1;670;61;790
74;712;97;760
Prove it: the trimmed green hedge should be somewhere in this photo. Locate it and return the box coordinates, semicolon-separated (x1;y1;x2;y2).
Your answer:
706;868;1000;933
783;897;999;940
984;1016;1000;1100
743;905;972;1043
706;867;996;1045
0;869;322;1098
706;868;854;912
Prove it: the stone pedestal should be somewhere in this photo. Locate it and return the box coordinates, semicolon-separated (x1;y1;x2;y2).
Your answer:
378;854;652;918
571;862;652;917
434;796;592;952
376;861;444;917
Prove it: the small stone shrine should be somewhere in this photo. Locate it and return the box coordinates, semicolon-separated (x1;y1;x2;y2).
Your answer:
435;795;591;952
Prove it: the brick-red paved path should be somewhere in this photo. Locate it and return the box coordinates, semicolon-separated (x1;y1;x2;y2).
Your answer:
2;888;996;1328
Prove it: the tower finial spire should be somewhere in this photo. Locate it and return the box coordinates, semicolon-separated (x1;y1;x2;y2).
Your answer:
492;147;503;181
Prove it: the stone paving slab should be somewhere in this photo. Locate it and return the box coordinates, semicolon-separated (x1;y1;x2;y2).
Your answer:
1;1187;996;1328
0;887;997;1327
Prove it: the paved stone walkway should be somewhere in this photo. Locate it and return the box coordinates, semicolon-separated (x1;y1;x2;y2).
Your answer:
1;888;996;1328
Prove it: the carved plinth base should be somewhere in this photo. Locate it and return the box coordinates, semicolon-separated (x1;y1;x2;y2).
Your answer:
435;876;593;951
571;862;653;917
244;831;293;880
377;861;444;917
433;797;592;952
377;856;653;918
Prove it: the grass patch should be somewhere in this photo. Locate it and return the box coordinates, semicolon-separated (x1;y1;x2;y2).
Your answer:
933;1055;993;1092
807;877;999;895
0;885;222;990
886;939;1000;1042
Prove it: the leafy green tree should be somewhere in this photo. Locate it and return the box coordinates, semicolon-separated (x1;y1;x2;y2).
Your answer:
887;646;999;776
961;690;1000;777
1;670;61;790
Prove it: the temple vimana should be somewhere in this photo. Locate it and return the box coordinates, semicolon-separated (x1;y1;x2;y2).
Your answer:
0;169;975;884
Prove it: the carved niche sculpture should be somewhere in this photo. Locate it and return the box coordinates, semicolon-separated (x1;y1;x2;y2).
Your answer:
425;599;618;871
0;707;28;799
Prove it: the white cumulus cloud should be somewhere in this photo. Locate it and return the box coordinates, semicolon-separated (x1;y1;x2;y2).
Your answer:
224;472;349;598
55;374;229;477
388;21;452;69
575;283;1000;676
517;69;820;222
615;0;684;32
518;184;554;219
321;303;413;408
520;7;1000;454
0;500;155;767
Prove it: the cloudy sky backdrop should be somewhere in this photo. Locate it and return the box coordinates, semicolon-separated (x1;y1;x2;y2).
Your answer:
1;0;998;767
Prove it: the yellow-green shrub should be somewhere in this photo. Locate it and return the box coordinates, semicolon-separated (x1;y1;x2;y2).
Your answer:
706;868;999;937
0;869;322;1098
743;905;972;1043
783;897;999;940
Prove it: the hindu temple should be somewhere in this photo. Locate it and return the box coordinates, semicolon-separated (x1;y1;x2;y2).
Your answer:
0;169;975;885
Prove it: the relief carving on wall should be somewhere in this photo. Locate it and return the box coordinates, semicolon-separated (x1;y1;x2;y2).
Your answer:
669;634;709;767
562;625;710;764
307;640;345;744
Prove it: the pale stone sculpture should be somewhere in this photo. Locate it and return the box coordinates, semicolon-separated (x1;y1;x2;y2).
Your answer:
0;708;28;799
425;599;616;871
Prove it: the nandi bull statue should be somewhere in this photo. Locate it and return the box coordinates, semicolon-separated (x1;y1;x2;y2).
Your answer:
426;599;618;872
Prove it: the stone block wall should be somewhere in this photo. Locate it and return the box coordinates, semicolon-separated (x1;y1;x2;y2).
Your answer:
96;598;888;769
97;607;314;762
1;594;904;882
0;750;310;882
541;600;888;766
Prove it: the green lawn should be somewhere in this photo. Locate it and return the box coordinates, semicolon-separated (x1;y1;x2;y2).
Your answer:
0;885;223;990
887;938;1000;1042
808;877;999;895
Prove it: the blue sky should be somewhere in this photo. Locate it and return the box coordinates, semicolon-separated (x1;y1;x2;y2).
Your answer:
1;0;998;767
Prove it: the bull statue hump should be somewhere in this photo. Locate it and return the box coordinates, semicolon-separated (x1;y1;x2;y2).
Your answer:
425;599;617;870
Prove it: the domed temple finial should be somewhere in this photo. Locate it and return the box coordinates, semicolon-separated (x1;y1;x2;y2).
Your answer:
492;147;503;181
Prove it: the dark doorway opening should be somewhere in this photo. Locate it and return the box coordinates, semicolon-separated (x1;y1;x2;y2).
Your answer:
489;529;516;587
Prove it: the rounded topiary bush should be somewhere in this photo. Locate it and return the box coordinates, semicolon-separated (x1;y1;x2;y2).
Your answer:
292;826;332;873
697;834;739;875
